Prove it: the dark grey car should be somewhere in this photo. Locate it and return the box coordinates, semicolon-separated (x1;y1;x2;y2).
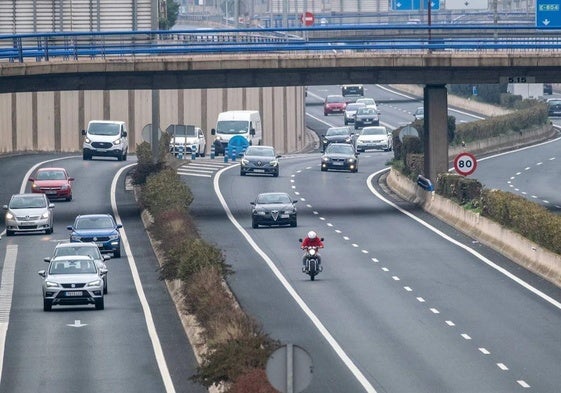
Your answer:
250;192;297;228
240;145;280;177
354;107;380;129
321;126;354;152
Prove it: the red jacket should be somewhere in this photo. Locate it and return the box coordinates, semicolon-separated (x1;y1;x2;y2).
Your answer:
302;237;324;249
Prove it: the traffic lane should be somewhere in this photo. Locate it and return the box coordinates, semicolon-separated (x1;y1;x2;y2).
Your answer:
474;136;561;209
289;156;561;392
217;155;520;392
182;162;369;393
114;167;207;393
0;156;179;393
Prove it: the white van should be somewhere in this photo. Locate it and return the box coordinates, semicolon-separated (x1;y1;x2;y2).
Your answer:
82;120;129;161
211;110;262;155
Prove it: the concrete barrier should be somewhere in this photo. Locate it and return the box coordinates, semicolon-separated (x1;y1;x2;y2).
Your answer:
386;168;561;288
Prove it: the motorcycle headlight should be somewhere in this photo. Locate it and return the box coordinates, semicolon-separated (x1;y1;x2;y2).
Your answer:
309;249;316;256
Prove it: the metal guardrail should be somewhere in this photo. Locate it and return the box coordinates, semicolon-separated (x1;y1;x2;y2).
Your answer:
1;25;560;62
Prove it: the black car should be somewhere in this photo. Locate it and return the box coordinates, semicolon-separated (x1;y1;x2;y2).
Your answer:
341;84;364;97
321;126;354;152
354;107;380;129
544;83;553;95
250;192;297;228
240;145;280;177
547;99;561;117
320;143;359;173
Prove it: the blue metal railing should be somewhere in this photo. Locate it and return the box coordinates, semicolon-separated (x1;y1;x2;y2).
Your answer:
1;24;560;62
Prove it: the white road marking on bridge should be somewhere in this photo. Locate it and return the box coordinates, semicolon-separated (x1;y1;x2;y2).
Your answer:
446;320;455;326
461;334;472;340
0;245;17;386
392;276;400;281
382;267;389;272
430;308;440;314
417;297;425;302
517;380;530;388
478;348;490;355
361;250;368;254
404;286;412;291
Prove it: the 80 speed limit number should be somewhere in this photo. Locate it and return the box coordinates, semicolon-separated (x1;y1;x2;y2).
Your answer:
453;152;477;176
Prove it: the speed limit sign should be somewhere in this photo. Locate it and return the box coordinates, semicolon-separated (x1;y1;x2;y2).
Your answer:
453;152;477;176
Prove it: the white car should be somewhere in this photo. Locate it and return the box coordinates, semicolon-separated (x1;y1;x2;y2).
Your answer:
344;102;365;125
44;242;110;294
3;193;54;236
355;98;379;112
355;126;393;152
169;125;206;157
38;255;106;311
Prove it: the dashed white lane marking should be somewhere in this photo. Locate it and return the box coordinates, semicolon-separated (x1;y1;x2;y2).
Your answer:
446;321;455;327
392;276;400;281
461;334;472;340
430;308;440;314
479;348;491;355
517;380;531;388
417;297;425;303
404;286;413;292
382;267;389;272
497;363;509;371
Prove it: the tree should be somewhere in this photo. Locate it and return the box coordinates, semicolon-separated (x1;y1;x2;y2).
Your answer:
159;0;180;30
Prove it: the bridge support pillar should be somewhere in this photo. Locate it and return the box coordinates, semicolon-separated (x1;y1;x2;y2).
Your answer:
423;85;449;184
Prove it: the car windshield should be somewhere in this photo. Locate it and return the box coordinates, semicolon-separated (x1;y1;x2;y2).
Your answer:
326;96;344;103
345;104;364;111
54;246;101;260
9;195;46;209
361;127;387;136
326;128;350;136
548;100;561;106
326;144;354;154
170;125;196;137
75;216;115;229
357;108;377;115
257;193;291;204
88;122;121;136
49;259;97;275
216;120;249;135
36;170;66;180
246;147;274;157
357;99;375;105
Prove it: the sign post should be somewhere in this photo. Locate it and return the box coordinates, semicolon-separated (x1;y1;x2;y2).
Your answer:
300;12;314;26
453;152;477;176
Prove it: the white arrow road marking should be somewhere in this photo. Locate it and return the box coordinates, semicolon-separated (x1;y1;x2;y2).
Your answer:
67;320;88;328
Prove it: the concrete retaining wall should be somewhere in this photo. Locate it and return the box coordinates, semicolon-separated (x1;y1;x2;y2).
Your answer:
0;86;306;155
386;168;561;288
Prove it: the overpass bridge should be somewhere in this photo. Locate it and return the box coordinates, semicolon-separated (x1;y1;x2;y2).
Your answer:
1;25;560;181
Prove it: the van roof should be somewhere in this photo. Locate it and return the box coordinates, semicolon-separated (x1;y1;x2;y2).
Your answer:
217;110;260;119
87;120;126;125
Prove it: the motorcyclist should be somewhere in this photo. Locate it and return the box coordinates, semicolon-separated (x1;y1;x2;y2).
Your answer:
301;230;324;269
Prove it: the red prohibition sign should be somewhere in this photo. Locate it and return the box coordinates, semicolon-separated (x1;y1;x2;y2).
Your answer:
454;152;477;176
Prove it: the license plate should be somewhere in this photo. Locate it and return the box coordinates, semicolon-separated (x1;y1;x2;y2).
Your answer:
333;162;344;166
253;169;265;173
281;214;289;218
65;291;82;297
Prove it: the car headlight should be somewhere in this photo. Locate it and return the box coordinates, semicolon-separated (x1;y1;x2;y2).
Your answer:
241;158;249;165
61;184;69;190
321;157;330;162
6;212;14;220
31;183;41;190
87;279;102;287
347;158;356;163
269;160;278;166
45;281;60;288
113;138;122;145
254;210;266;216
41;211;50;219
84;137;91;144
322;139;328;144
109;234;120;241
70;235;81;241
345;137;351;143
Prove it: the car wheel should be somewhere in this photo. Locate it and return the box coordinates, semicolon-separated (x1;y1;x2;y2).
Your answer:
95;297;104;310
123;151;127;161
273;170;279;178
252;218;258;229
344;120;348;125
66;195;72;202
291;219;297;227
200;147;206;158
114;249;121;258
103;278;108;295
46;227;53;235
240;169;246;176
321;167;327;172
324;112;328;116
6;230;13;237
83;151;90;160
43;299;52;312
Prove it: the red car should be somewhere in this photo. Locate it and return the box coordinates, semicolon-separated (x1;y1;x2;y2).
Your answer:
323;95;347;116
29;167;74;201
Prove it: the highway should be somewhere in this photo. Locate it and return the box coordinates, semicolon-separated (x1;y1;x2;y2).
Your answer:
1;85;561;392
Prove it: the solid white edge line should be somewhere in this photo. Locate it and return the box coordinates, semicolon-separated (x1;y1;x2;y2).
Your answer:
0;245;17;386
112;163;176;393
213;165;378;393
366;168;561;312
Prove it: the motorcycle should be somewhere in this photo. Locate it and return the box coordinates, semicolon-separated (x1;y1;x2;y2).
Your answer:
299;238;324;281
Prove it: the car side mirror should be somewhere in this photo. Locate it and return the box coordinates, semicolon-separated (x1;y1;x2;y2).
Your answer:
48;203;55;209
66;225;73;230
38;270;46;278
43;257;51;263
298;238;303;243
81;129;86;135
68;177;75;182
250;128;256;136
122;131;128;137
99;268;108;276
320;238;325;241
211;128;216;135
116;224;123;229
28;178;35;182
103;255;111;261
250;202;256;206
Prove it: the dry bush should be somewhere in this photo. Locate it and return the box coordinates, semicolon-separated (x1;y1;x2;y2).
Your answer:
228;368;278;393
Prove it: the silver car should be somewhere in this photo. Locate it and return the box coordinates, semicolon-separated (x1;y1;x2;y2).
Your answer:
44;242;110;294
3;193;54;236
38;255;106;311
